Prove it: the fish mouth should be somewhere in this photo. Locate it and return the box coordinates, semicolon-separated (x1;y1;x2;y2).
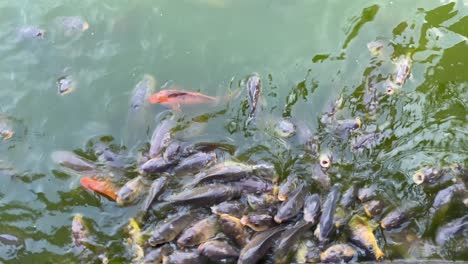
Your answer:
82;22;90;31
1;131;14;140
412;172;425;185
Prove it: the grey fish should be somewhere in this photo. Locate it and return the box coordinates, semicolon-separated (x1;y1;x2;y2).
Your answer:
435;215;468;246
0;115;14;140
116;176;144;206
57;75;75;95
303;193;321;224
364;200;384;218
413;166;455;188
130;74;156;114
19;26;44;39
317;185;340;242
246;72;261;120
144;245;172;264
275;119;296;138
0;234;22;246
274;221;313;262
320;243;358;263
142;176;167;213
149;117;176;158
168;185;241;207
278;174;298;201
219;214;249;247
141;156;174;174
340;184;357;208
233;176;274;194
312;164;331;189
274;183;308;223
211;200;247;218
173;152;217;175
241;214;276;232
358;185;377;202
238;226;285;264
51;150;97;172
380;209;408;230
163;251;207;264
72;214;88;247
188;161;255;187
56;16;90;33
198;240;239;261
431;183;465;214
394;55;412;86
177;216;218;247
148;213;194;246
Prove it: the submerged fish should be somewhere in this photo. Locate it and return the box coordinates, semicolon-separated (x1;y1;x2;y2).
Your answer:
148;213;194;246
51;150;97;172
173;151;217;175
149;89;217;108
274;183;307;223
141;156;175;174
149;117;176;158
57;75;75;95
274;221;313;263
130;74;156;114
380;209;408;230
274;118;296;138
0;115;14;140
177;216;218;247
55;16;90;33
188;161;256;187
317;185;340;242
116;176;144;206
72;214;88;247
320;243;358;263
241;214;276;232
393;55;412;86
246;72;261;120
18;26;45;39
278;174;298;201
141;176;167;213
80;177;118;200
238;226;285;264
435;215;468;246
348;215;384;260
303;194;321;224
198;240;239;261
219;214;249;247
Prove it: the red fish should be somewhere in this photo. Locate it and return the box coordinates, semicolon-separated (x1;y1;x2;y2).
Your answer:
149;89;217;108
80;177;118;200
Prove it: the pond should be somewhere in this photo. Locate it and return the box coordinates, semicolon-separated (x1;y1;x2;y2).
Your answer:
0;0;467;263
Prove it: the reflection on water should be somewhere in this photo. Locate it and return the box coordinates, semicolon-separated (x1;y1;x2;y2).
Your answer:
0;0;467;262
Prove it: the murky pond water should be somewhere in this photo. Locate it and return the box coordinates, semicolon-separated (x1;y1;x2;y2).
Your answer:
0;0;467;263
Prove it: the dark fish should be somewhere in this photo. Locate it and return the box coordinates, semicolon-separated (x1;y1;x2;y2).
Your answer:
188;161;255;187
144;245;172;264
303;194;321;224
358;185;377;202
149;117;176;158
148;214;193;246
173;152;217;175
320;244;358;263
246;72;261;120
431;183;465;214
278;174;298;201
352;133;380;152
233;176;274;194
238;226;285;264
141;176;167;213
312;164;331;189
317;185;340;242
94;142;125;168
320;96;343;124
413;166;455;188
246;193;278;212
241;214;276;232
51;150;97;173
129;74;156;113
163;251;207;264
364;200;384;218
57;75;75;95
116;176;144;206
435;215;468;246
380;209;408;230
163;141;185;163
0;234;22;246
141;156;174;174
274;221;313;262
319;154;332;169
177;216;218;247
219;214;249;247
198;240;239;261
168;185;241;207
334;118;362;136
211;201;247;218
274;183;307;223
340;184;357;208
348;215;384;260
333;207;349;229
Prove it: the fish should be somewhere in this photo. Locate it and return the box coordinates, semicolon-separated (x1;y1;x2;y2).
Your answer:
149;117;176;158
218;214;249;247
278;174;298;201
435;215;468;246
364;200;384;218
274;221;313;263
198;240;239;261
238;226;285;264
431;183;465;214
173;152;217;175
274;183;307;223
367;40;384;56
72;214;88;247
319;154;332;169
51;150;97;173
412;166;455;188
380;209;408;230
140;156;175;174
303;193;321;224
312;164;331;189
149;89;217;109
55;16;90;33
0;234;22;246
18;26;45;39
127;218;145;262
144;245;172;264
393;55;412;86
348;215;384;260
241;214;276;232
358;185;377;202
116;176;144;206
246;72;262;120
232;176;274;194
148;213;194;246
177;216;218;247
317;185;340;242
57;76;75;95
168;185;241;207
141;176;167;213
130;74;156;113
163;251;207;264
211;200;247;218
80;177;118;200
340;184;357;208
274;119;296;138
188;161;255;187
320;244;358;263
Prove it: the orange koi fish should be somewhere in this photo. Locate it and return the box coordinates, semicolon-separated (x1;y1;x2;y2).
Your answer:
149;89;217;108
80;177;118;201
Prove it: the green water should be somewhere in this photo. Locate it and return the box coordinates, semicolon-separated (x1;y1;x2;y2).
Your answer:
0;0;467;263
